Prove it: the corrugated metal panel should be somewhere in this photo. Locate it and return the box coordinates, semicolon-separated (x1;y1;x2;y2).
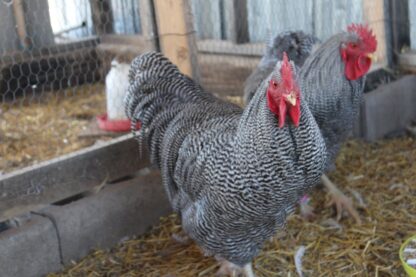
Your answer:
313;0;363;40
111;0;141;34
410;0;416;49
247;0;314;42
192;0;364;42
191;0;222;39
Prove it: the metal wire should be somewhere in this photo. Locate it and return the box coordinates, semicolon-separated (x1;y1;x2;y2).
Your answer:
0;0;414;172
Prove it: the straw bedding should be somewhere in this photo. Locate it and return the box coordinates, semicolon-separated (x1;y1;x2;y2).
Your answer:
2;89;414;276
0;85;106;174
49;136;416;276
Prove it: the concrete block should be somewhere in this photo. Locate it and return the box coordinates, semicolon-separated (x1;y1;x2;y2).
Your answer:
0;170;171;276
0;215;62;277
360;75;416;141
42;170;171;265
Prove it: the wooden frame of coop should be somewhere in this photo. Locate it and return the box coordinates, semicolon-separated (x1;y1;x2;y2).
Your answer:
1;0;416;276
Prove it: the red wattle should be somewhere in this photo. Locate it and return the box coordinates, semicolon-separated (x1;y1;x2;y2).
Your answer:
288;102;300;127
342;48;372;80
345;57;364;80
358;56;371;74
278;99;287;128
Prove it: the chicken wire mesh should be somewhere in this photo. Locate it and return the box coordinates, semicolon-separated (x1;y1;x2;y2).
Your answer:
0;0;148;105
0;0;415;173
0;0;154;173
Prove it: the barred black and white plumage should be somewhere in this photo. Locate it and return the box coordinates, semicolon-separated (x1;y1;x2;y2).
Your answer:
125;52;327;271
243;31;320;104
242;26;376;224
299;31;367;170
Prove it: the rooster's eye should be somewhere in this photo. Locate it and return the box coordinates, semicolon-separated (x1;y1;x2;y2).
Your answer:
272;81;278;88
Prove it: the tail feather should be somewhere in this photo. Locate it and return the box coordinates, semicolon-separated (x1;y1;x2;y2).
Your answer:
125;51;242;209
125;51;210;168
148;105;185;167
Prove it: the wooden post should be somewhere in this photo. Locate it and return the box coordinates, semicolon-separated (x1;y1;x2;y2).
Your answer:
153;0;200;81
89;0;114;35
223;0;249;44
12;0;31;49
138;0;157;49
362;0;388;66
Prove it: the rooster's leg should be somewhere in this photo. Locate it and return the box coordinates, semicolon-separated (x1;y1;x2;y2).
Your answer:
321;174;361;224
215;259;255;277
243;263;255;277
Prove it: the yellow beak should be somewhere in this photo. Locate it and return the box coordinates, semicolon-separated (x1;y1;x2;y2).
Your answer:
368;53;377;62
286;93;297;106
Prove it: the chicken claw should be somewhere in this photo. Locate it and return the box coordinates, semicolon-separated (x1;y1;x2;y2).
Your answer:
299;195;316;221
215;259;255;277
321;174;361;224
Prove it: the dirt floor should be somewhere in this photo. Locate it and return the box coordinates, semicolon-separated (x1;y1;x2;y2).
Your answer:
48;136;416;277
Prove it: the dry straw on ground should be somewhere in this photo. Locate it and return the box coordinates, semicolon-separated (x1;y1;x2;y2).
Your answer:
2;90;414;276
0;85;106;173
49;136;416;277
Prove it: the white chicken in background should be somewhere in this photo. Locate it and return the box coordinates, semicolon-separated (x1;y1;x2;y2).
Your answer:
105;59;131;120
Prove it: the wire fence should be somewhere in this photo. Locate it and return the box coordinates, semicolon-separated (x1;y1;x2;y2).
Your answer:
0;0;415;174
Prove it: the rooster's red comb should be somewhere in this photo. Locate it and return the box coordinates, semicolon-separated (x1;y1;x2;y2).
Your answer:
347;23;377;52
280;52;293;89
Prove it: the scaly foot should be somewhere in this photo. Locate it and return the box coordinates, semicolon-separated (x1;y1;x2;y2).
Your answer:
322;174;361;224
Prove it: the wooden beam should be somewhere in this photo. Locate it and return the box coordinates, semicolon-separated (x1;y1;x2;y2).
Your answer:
89;0;114;35
153;0;200;81
223;0;249;44
362;0;388;66
0;135;149;222
12;0;31;49
198;39;263;56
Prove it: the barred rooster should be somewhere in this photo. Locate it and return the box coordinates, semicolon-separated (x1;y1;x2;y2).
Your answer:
298;24;377;223
243;25;377;223
245;24;377;223
125;52;326;276
243;31;320;104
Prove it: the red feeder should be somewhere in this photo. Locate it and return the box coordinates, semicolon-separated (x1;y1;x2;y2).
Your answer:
97;113;141;132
